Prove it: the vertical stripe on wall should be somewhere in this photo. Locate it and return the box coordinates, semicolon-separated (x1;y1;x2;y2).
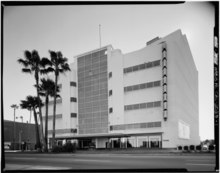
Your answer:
162;42;168;121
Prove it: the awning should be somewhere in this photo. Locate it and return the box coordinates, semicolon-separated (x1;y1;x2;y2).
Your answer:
54;133;130;140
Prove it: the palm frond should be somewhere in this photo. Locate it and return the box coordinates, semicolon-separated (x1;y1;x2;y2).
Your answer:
17;59;29;67
32;50;41;63
24;50;32;62
61;63;71;71
41;57;52;67
22;68;32;73
40;67;54;75
49;50;57;63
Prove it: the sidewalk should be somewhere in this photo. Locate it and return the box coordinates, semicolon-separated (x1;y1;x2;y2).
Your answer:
4;148;215;155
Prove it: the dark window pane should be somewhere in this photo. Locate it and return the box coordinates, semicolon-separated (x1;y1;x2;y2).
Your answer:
140;103;146;109
109;107;113;113
132;65;139;72
147;82;153;88
109;72;112;78
70;97;77;102
127;67;132;73
146;62;153;68
71;113;77;118
109;90;112;96
139;64;145;70
147;102;154;108
133;85;139;90
140;83;146;89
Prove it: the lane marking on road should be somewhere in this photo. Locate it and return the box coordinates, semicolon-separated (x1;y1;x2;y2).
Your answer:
73;159;112;163
8;157;36;160
5;164;72;170
186;163;215;166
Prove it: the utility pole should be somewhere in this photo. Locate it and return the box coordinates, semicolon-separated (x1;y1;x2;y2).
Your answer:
11;104;19;150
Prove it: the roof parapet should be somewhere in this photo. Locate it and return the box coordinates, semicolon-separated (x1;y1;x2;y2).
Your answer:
146;37;160;46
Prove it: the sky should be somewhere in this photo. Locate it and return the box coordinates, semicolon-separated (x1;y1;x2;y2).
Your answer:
3;2;215;140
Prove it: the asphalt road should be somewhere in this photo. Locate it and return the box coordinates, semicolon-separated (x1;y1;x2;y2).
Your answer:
4;152;216;171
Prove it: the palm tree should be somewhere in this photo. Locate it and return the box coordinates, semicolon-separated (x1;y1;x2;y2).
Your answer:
20;96;43;150
17;50;51;151
38;78;60;152
48;51;70;148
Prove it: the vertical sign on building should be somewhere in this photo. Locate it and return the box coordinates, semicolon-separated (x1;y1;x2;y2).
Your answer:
162;42;168;121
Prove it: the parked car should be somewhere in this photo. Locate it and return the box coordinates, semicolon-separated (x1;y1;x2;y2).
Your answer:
202;145;208;151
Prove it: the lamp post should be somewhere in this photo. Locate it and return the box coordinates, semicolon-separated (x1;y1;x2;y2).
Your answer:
11;104;19;150
16;116;23;150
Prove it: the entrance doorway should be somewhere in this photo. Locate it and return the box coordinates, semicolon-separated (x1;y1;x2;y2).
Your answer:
78;139;93;149
149;136;161;148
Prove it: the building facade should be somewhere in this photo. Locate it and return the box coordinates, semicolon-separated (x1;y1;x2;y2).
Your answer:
42;29;200;149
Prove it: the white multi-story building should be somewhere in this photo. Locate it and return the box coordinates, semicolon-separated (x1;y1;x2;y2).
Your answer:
42;29;200;149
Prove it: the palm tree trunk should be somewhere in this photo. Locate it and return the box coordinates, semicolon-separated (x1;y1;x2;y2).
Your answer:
35;73;46;151
44;95;49;152
52;73;58;148
33;109;41;150
29;109;32;123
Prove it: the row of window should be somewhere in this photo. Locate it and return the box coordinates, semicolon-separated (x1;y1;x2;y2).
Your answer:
124;60;161;74
48;99;62;105
79;111;108;119
77;51;107;64
78;60;107;71
79;128;108;134
124;101;161;111
79;105;108;114
78;64;107;78
110;121;161;131
124;80;161;92
78;94;108;102
78;72;108;83
48;128;77;134
78;100;108;109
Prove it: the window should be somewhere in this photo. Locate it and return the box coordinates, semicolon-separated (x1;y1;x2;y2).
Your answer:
71;113;77;118
126;67;133;73
109;107;113;113
70;82;77;87
133;85;139;90
70;97;77;102
147;82;153;88
153;60;160;66
154;101;161;107
146;62;152;68
139;64;145;70
109;90;112;96
154;81;161;87
109;72;112;78
140;103;146;109
132;65;139;72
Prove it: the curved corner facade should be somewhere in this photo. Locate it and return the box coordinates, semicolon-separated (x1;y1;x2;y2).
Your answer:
42;30;200;149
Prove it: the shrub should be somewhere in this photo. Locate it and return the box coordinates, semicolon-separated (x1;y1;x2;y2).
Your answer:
178;146;182;150
196;145;201;151
63;143;76;152
51;145;62;153
189;145;195;150
183;145;189;151
208;144;215;151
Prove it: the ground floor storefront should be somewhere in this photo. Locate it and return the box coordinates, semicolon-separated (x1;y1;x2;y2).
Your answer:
52;133;163;149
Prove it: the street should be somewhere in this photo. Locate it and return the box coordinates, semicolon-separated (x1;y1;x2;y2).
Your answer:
4;152;216;171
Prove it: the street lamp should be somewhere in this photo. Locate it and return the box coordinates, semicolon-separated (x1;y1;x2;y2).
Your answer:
11;104;19;150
